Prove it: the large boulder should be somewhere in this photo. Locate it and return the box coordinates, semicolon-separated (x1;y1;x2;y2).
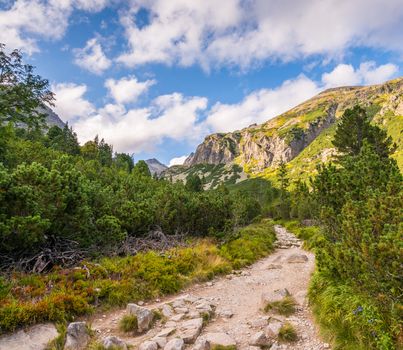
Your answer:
127;304;154;332
102;336;127;350
64;322;90;350
0;323;58;350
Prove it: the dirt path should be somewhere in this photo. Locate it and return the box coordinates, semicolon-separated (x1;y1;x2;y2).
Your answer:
91;225;330;350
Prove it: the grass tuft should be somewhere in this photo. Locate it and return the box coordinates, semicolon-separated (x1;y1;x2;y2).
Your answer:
264;296;297;316
278;322;298;342
119;314;138;333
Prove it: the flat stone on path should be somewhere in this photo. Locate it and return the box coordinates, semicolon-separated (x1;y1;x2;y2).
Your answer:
0;323;58;350
164;338;184;350
201;332;236;347
286;254;309;263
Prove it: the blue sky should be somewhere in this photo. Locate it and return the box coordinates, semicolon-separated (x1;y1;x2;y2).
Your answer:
1;0;402;165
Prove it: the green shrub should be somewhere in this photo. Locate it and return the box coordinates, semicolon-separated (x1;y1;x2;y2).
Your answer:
278;322;298;342
264;296;296;316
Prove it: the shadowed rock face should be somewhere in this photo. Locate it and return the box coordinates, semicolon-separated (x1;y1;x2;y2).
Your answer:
183;78;403;173
145;158;168;175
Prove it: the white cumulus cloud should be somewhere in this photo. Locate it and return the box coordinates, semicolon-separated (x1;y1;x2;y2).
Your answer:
169;156;188;167
105;76;155;104
0;0;109;53
206;75;320;133
322;61;399;88
73;38;112;75
52;83;95;121
117;0;403;70
73;93;208;153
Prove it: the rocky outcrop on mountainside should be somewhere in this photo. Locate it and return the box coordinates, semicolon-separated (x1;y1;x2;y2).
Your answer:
184;78;403;174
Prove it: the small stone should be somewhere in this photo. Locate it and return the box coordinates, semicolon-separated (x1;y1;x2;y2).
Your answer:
267;264;283;269
201;332;236;347
172;299;186;308
171;314;186;322
102;336;127;350
138;301;145;306
156;328;176;337
250;331;271;347
265;320;283;336
162;304;174;318
286;254;308;263
139;341;158;350
165;321;177;328
192;339;209;350
218;310;234;318
323;343;330;349
164;338;184;350
64;322;90;350
174;307;189;314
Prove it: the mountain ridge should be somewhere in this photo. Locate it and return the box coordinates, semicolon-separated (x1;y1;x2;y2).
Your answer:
182;77;403;182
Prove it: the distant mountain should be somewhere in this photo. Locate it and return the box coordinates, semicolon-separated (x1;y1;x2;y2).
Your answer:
183;77;403;182
145;158;168;175
40;105;66;129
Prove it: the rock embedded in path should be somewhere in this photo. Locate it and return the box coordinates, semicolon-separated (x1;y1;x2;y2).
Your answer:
250;331;272;347
156;328;176;338
164;338;184;350
261;288;290;307
64;322;90;350
201;332;236;348
139;340;158;350
127;303;154;332
267;263;283;269
178;318;203;344
286;254;308;263
0;323;58;350
102;336;127;350
161;304;174;318
152;337;168;348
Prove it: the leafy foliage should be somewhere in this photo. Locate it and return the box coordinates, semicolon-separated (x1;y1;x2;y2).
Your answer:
0;220;275;334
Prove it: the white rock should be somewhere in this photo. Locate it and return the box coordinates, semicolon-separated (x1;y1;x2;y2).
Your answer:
178;318;203;344
64;322;90;350
152;337;168;348
127;304;154;332
265;321;283;336
0;323;58;350
201;332;236;347
161;304;174;318
156;328;176;338
164;338;184;350
139;341;158;350
102;336;127;350
218;310;234;318
250;331;271;346
174;307;189;314
192;339;209;350
171;314;185;322
172;299;186;308
286;254;308;263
